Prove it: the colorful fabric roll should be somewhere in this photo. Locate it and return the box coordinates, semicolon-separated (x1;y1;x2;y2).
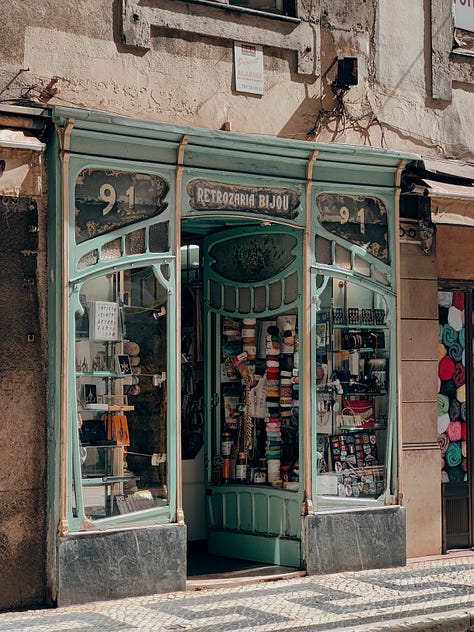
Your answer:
437;414;450;435
441;470;449;483
439;379;457;400
452;291;464;311
461;421;467;441
446;420;462;442
438;305;449;326
453;363;465;388
437;432;449;455
462;440;467;457
456;383;466;403
447;306;463;331
441;324;458;347
448;398;461;421
447;342;463;363
462;457;468;472
438;393;449;415
445;441;462;467
438;344;447;362
459;328;465;349
438;355;455;380
446;466;464;482
438;292;453;308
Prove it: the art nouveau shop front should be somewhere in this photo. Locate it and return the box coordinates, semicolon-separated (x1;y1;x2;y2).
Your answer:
49;106;413;605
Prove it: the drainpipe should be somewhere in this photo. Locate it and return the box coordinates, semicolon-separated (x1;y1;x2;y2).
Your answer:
55;118;75;537
302;149;318;516
175;134;189;525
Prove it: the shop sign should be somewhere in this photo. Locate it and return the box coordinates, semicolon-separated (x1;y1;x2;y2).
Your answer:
187;179;300;219
234;42;264;95
316;193;389;263
75;169;168;244
454;0;474;32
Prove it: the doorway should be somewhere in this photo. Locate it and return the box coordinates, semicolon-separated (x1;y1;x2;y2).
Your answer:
181;219;304;576
438;286;472;551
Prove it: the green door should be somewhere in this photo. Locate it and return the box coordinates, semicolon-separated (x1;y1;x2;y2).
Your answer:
203;225;303;567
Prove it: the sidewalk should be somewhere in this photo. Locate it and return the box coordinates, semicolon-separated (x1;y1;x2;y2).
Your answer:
1;552;474;631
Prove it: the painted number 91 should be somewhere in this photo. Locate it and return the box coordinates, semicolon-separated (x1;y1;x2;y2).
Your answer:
340;206;365;234
99;183;135;215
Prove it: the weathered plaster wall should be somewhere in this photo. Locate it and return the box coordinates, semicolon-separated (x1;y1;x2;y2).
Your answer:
0;179;48;609
0;0;472;158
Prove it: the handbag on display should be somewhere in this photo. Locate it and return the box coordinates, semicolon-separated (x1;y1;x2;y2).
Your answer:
342;399;375;428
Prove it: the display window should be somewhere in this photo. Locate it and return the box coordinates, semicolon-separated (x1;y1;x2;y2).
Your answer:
65;163;176;530
74;267;169;521
203;227;301;493
312;190;398;507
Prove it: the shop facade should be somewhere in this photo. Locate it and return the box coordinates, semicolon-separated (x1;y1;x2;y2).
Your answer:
44;106;415;605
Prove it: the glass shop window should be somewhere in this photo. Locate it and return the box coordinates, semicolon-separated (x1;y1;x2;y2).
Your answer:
315;278;390;501
75;266;169;520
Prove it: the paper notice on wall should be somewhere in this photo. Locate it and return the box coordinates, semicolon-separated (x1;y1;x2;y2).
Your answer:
234;42;264;95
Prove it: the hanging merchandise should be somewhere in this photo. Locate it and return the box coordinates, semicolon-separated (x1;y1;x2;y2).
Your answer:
218;313;299;486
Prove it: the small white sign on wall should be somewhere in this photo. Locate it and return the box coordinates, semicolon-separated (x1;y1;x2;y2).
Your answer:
454;0;474;33
234;42;264;95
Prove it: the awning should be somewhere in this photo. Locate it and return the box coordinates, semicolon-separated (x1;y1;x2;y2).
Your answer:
402;157;474;226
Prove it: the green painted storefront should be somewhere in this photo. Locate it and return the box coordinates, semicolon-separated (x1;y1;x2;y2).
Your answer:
47;106;416;604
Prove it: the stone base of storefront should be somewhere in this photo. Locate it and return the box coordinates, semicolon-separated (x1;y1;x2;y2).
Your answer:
305;506;406;574
57;523;186;605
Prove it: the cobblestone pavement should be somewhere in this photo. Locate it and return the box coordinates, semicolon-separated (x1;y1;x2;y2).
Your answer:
2;555;474;631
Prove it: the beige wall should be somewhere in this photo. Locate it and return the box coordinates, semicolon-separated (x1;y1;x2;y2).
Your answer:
399;241;441;557
0;1;472;160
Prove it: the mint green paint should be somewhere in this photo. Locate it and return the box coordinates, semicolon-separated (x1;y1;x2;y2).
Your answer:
48;105;419;566
208;529;301;567
202;225;303;567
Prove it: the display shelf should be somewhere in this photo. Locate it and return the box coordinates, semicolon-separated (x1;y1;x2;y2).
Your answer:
333;324;388;330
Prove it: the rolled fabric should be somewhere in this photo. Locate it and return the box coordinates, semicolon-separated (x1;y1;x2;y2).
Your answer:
459;328;465;349
462;440;467;457
437;432;449;455
452;363;465;388
439;379;457;400
438;305;449;326
452;291;465;311
437;393;449;415
438;355;455;381
461;421;467;441
448;306;463;331
462;457;468;472
438;291;453;308
437;414;450;434
442;324;458;347
446;420;462;442
438;344;447;362
461;401;466;421
447;466;464;482
456;383;466;403
447;342;463;364
445;441;463;467
441;456;445;469
448;398;461;421
441;470;450;483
